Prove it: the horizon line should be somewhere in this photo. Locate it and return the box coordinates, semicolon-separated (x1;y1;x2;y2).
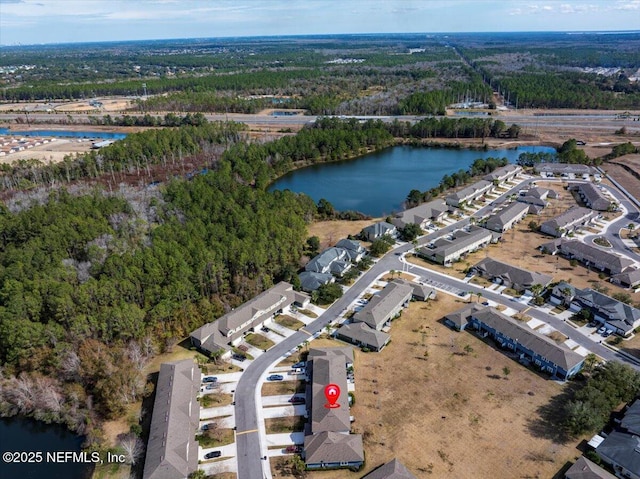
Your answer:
2;29;640;48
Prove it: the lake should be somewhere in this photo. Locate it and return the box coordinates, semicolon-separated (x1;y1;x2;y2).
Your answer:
0;128;127;140
269;145;556;217
0;417;94;479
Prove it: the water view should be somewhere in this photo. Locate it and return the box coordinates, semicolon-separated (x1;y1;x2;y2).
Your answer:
269;145;556;217
0;417;93;479
0;128;127;140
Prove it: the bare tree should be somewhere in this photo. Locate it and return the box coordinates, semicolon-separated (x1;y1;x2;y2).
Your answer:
118;433;145;465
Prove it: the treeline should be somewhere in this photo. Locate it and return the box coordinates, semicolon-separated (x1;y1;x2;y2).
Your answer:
405;156;509;207
389;116;519;140
396;80;493;115
495;72;640;109
88;112;208;127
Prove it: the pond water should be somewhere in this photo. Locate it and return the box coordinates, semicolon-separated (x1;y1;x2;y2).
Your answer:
0;416;94;479
269;145;556;217
0;128;127;140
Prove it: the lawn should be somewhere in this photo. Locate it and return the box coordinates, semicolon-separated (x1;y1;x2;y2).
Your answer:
245;333;275;350
264;416;306;434
200;392;233;408
271;294;587;479
205;362;243;374
614;333;640;360
274;314;305;330
196;428;235;448
298;308;318;318
261;380;306;396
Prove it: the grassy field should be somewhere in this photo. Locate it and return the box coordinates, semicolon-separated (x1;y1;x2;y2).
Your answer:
262;380;306;396
271;293;586;479
200;392;233;409
245;333;275;350
196;428;235;448
275;314;306;330
307;219;380;250
265;416;306;434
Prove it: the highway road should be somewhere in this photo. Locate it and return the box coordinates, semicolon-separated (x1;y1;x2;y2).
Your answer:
234;173;640;478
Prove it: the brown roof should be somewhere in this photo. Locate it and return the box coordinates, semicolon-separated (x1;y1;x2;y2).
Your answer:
565;457;616;479
362;458;418;479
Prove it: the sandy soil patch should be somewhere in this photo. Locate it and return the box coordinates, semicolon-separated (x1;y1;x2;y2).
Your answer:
307;219;380;250
0;138;94;165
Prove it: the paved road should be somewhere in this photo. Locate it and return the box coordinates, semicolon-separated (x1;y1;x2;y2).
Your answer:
234;174;640;478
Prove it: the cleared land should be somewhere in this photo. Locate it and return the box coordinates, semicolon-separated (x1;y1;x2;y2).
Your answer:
604;153;640;201
274;294;586;479
307;219;380;250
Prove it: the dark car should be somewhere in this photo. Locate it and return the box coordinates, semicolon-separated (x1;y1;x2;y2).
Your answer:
232;353;246;362
202;376;218;383
204;451;222;459
205;384;217;390
202;423;216;431
267;374;284;381
291;361;306;369
588;321;598;328
288;396;305;404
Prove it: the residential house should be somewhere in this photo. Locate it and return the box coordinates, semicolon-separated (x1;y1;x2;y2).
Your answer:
443;303;487;331
483;164;523;183
541;239;635;275
299;271;334;293
362;221;397;241
445;180;494;207
548;281;578;307
517;194;547;214
596;399;640;479
190;282;309;357
564;456;617;479
393;278;437;301
143;360;200;479
304;347;364;470
391;199;449;229
468;308;584;380
540;207;598;237
484;202;530;232
570;289;640;336
571;183;613;211
415;226;496;265
535;163;593;176
335;322;391;352
306;247;352;276
472;257;553;293
611;268;640;289
352;281;414;330
335;239;366;262
362;458;418;479
527;187;553;200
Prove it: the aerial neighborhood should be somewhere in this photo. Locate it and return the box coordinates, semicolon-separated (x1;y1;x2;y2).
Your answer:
136;149;640;479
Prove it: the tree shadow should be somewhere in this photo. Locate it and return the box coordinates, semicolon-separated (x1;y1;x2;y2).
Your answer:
525;382;580;444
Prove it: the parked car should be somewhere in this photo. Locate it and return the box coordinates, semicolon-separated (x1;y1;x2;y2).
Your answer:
204;451;222;459
597;326;606;335
292;361;305;369
267;374;284;381
205;384;217;390
482;301;490;306
261;326;270;333
603;329;614;338
202;376;218;383
202;423;216;431
232;353;246;362
588;321;598;328
288;396;305;404
285;445;303;453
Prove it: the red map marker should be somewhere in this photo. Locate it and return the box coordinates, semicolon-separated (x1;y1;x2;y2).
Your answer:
324;383;341;409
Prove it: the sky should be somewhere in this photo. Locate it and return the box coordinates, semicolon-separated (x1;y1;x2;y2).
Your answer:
1;0;639;45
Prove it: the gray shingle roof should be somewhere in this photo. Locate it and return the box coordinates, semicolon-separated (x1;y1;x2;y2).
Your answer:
352;281;413;330
556;240;634;274
540;206;596;236
299;271;333;292
574;183;612;211
335;322;391;350
535;163;593;174
596;431;640;477
420;226;493;262
304;431;364;465
574;288;640;333
362;221;397;240
564;456;617;479
310;355;351;433
446;180;492;203
362;458;418;479
612;268;640;288
443;303;487;329
307;347;354;365
483;164;522;182
306;247;350;274
393;278;436;300
143;360;200;479
471;308;584;371
473;257;553;292
621;399;640;435
484;202;529;231
517;195;547;207
391;199;448;228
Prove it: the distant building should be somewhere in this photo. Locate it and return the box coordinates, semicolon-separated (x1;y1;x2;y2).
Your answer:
391;199;449;229
541;239;635;275
540;206;598;237
570;182;613;211
362;221;397;241
472;257;553;293
305;247;352;276
352;281;413;331
445;180;494;207
569;288;640;336
535;163;593;176
484;202;530;232
143;359;200;479
190;282;309;357
335;322;391;352
415;226;496;265
611;268;640;289
483;164;523;183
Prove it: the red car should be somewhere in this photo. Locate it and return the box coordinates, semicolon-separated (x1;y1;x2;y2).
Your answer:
285;445;303;453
